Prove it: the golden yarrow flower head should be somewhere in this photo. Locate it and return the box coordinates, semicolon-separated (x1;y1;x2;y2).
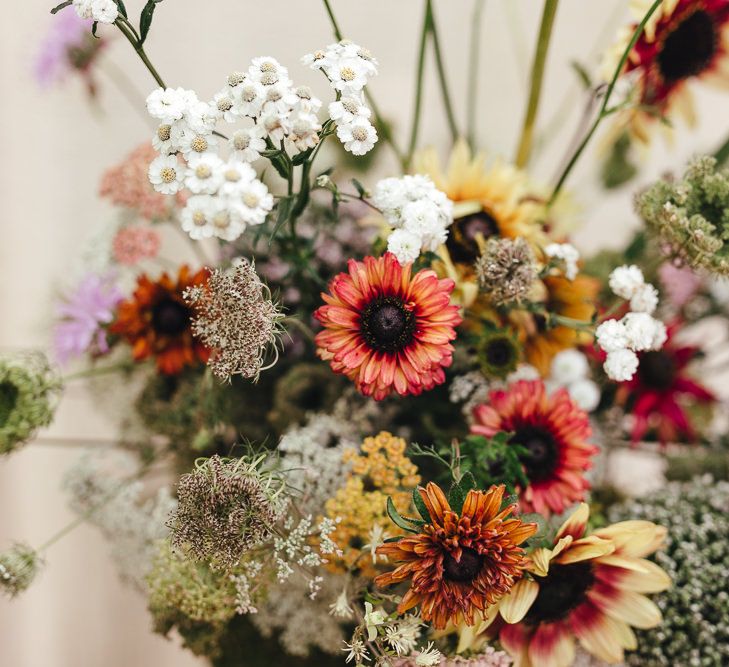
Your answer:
375;482;537;629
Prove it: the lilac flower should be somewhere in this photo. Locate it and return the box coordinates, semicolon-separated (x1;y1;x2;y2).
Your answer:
53;273;123;365
34;11;94;88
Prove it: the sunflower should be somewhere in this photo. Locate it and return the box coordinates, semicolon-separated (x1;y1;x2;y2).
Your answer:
604;0;729;143
511;273;599;376
413;140;544;307
374;482;537;630
110;265;210;375
495;503;670;667
471;380;597;516
314;253;462;400
616;321;715;443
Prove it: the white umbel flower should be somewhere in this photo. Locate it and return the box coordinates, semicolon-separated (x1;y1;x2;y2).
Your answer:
146;87;196;123
630;282;659;314
402;200;449;251
387;229;422;265
336;118;377;155
609;264;645;299
596;319;630;353
148;155;184;195
229;126;267;162
73;0;118;23
604;348;639;382
181;195;216;240
185;153;225;195
622;312;662;351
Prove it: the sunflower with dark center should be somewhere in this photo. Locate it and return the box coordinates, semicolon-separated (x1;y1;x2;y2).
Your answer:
607;0;729;141
110;265;210;375
491;503;671;667
374;482;537;629
314;253;462;400
476;327;521;379
615;321;715;444
471;379;597;516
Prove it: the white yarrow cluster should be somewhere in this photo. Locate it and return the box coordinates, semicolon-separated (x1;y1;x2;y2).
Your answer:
372;175;454;265
596;265;667;382
545;242;580;280
303;41;379;155
72;0;118;23
547;349;601;411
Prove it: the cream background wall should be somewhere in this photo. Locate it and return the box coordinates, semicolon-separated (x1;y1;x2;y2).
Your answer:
1;1;727;666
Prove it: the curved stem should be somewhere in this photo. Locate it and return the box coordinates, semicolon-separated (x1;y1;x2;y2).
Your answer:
62;361;135;382
428;0;459;143
466;0;487;149
514;0;559;168
114;16;166;88
549;0;663;204
406;1;431;169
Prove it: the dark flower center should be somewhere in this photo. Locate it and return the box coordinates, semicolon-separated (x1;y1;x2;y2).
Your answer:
361;297;416;353
526;562;595;624
0;381;19;426
151;297;191;336
442;547;484;583
658;10;718;82
510;426;558;482
483;338;515;368
447;210;500;264
638;350;677;390
297;385;325;411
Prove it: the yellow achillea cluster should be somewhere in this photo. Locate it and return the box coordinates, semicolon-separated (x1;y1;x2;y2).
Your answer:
324;432;420;575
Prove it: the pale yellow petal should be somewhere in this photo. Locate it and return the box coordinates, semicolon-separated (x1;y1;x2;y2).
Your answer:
500;578;539;624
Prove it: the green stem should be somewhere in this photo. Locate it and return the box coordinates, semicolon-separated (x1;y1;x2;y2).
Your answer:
714;132;729;166
514;0;559;168
62;361;135;382
466;0;487;149
549;0;663;204
406;1;431;169
321;0;407;167
114;16;166;88
428;0;459;143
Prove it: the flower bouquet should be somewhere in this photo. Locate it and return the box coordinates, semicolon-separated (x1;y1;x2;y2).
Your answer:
4;1;729;666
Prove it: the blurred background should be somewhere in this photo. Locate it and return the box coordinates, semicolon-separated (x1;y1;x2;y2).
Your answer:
1;1;728;665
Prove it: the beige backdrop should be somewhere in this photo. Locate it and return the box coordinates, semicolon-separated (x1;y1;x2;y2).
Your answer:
1;1;728;666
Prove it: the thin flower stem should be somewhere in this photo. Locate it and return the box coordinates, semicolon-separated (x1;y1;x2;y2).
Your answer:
466;0;487;149
428;0;459;143
283;317;315;343
98;56;154;128
549;0;663;205
321;0;407;167
406;1;432;169
62;361;135;382
114;16;166;88
36;513;88;553
514;0;560;168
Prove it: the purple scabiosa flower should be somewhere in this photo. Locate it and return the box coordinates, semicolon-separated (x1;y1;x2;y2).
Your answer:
53;273;123;365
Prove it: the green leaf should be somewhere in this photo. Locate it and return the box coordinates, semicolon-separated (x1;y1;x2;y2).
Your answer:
139;0;159;44
114;0;128;18
412;488;432;524
386;497;419;533
50;1;72;14
459;471;477;493
269;197;293;240
570;60;593;89
448;481;467;514
291;149;313;166
351;178;367;198
91;20;99;37
260;149;283;158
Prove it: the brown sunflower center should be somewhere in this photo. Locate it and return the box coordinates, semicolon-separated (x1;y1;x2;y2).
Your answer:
0;381;19;425
510;426;558;482
361;297;416;353
658;10;718;82
442;547;484;583
151;297;191;336
526;562;595;624
447;210;500;264
637;349;676;390
484;338;514;367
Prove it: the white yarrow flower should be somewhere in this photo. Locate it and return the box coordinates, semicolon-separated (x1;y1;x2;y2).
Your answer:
604;348;639;382
596;319;629;353
609;264;645;299
181;195;216;240
289;111;322;151
336;118;377;155
387;229;422;265
73;0;118;23
329;96;371;125
218;159;256;197
185;153;225;195
229;180;273;226
146;87;195;123
629;283;659;314
229;126;267;162
622;312;661;352
148;155;184;195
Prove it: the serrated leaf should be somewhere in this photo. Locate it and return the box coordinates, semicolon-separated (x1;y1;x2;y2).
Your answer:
386;497;418;533
50;0;72;14
412;488;432;524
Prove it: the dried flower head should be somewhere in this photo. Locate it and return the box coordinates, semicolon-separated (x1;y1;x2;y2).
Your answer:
168;454;285;570
636;155;729;276
0;352;62;455
184;259;285;382
475;237;537;306
0;543;42;598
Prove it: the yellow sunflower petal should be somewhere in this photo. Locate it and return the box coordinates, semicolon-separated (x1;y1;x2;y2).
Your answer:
555;502;590;541
593;521;666;558
574;610;626;664
527;622;575;667
530;547;554;577
596;558;671;594
554;536;614;565
500;578;539;624
589;588;663;629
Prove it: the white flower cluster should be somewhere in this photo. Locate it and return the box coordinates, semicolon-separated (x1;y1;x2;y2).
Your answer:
72;0;117;23
596;265;667;382
545;242;580;280
547;349;601;411
303;41;379;155
372;175;454;265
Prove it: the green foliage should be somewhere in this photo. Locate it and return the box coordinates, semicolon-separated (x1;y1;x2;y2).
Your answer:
601;132;637;189
457;433;529;495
